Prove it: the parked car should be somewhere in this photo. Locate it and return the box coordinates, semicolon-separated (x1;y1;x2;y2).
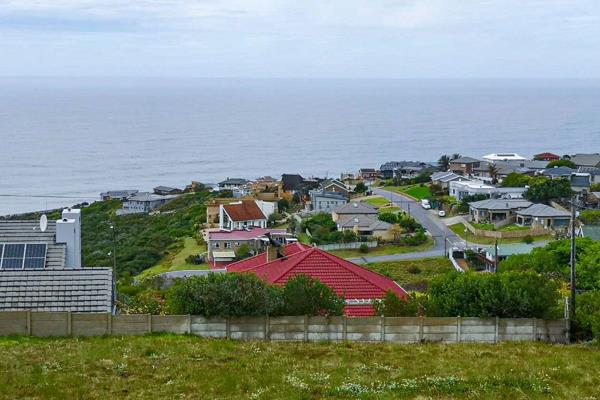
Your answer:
438;210;446;217
421;199;431;209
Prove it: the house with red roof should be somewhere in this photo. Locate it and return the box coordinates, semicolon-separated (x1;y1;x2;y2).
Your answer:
219;200;274;230
227;243;407;316
534;152;560;161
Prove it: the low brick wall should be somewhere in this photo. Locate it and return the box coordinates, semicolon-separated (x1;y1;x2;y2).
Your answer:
0;312;569;344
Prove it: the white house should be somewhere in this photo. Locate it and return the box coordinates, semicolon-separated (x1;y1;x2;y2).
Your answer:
482;153;527;162
309;190;348;213
219;200;272;230
449;180;526;201
117;192;178;215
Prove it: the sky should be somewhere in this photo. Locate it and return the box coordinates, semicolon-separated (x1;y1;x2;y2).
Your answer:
1;0;600;78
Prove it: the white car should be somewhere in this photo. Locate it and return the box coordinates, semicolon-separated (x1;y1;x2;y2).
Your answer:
421;199;431;209
438;210;446;217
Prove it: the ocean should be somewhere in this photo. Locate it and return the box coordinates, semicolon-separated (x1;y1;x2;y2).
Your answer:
1;78;599;215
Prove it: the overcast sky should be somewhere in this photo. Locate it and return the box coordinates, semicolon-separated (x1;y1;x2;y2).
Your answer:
1;0;599;78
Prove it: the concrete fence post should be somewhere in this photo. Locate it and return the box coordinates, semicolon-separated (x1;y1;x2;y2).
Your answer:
419;316;424;342
226;317;231;339
380;316;385;342
565;318;570;343
343;316;348;341
107;313;112;336
456;316;462;343
26;311;32;336
494;316;499;343
532;318;537;341
67;311;72;336
303;315;309;342
147;314;152;334
187;314;192;334
265;315;270;341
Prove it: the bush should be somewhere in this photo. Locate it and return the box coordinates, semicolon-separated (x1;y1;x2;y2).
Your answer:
235;244;251;260
166;273;282;317
575;291;600;341
407;265;421;274
522;235;534;245
281;274;345;316
359;243;369;253
374;291;433;317
428;271;561;319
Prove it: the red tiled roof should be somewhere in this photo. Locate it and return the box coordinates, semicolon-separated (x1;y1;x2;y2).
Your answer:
345;305;377;317
227;242;311;272
229;246;407;302
223;201;266;222
534;152;560;160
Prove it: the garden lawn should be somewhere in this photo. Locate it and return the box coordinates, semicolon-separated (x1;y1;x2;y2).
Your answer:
365;257;454;291
378;206;402;214
330;238;434;259
0;335;598;399
362;196;392;208
136;237;208;280
449;223;553;245
386;185;432;200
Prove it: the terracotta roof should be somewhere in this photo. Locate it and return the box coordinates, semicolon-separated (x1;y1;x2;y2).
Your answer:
227;242;312;272
534;152;560;160
222;201;266;222
345;305;377;317
229;246;406;302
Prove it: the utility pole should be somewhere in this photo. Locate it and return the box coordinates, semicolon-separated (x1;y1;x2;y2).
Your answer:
570;196;577;319
494;239;499;273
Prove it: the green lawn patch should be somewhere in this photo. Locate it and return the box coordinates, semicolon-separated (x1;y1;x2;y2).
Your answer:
362;196;391;208
365;257;454;291
449;223;552;245
386;185;432;200
378;206;402;214
0;336;597;399
330;238;434;259
137;237;208;280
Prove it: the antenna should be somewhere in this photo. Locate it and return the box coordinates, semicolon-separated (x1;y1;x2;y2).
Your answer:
39;214;48;232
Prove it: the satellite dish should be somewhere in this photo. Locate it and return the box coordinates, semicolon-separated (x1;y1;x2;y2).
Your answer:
39;214;48;232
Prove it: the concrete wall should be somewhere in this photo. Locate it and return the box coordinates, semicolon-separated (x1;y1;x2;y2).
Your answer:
0;312;569;343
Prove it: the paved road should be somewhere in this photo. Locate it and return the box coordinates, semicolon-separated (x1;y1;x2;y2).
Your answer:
350;188;463;264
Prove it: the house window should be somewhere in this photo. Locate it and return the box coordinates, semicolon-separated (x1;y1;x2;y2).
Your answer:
213;242;220;248
225;242;232;249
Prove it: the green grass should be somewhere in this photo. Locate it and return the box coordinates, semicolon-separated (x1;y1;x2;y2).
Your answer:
0;335;598;399
378;206;402;214
137;237;208;280
386;185;432;200
362;196;392;208
470;223;531;232
365;257;454;291
330;238;434;259
449;223;552;245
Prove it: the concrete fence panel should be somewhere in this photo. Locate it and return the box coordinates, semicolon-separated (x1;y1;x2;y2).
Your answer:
31;312;69;337
0;311;28;336
0;312;569;344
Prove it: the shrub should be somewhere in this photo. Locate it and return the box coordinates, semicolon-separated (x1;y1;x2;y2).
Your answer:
428;271;561;319
235;244;251;260
281;274;345;316
407;265;421;274
359;243;369;253
575;291;600;340
522;235;534;245
374;291;433;317
166;273;282;317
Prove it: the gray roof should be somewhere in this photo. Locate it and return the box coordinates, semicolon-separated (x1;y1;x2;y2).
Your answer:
571;174;591;188
127;192;178;202
450;157;480;164
100;190;139;198
431;171;464;183
0;268;112;312
469;199;532;211
570;153;600;167
578;166;600;176
0;221;66;269
321;179;348;190
333;202;378;215
541;166;575;177
337;215;392;231
218;178;249;186
503;160;549;170
154;186;180;192
517;204;570;218
311;191;348;201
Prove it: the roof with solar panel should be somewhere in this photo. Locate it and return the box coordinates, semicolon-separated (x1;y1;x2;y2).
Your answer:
0;209;113;313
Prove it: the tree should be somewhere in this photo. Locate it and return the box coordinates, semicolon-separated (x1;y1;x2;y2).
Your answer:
281;274;345;316
374;291;429;317
580;210;600;225
487;164;500;185
501;172;531;187
235;244;251;260
575;291;600;340
547;159;576;169
451;153;462;160
590;183;600;192
523;177;573;203
354;181;368;193
438;155;451;171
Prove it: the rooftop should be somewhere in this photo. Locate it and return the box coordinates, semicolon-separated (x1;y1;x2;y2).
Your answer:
469;199;532;211
517;204;570;218
482;153;526;161
333;202;378;215
222;201;266;222
0;220;65;269
337;214;392;231
570;153;600;167
219;178;249;186
450;156;480;164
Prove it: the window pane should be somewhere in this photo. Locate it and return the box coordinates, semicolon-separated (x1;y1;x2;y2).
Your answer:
2;258;23;269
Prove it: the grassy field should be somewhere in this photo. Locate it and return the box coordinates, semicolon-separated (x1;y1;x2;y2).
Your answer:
377;205;402;214
362;196;392;208
0;335;598;399
449;223;552;245
330;238;434;259
386;185;432;200
365;257;454;291
136;237;208;280
470;222;531;232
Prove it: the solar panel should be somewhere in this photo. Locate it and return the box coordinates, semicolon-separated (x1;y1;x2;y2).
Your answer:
0;243;47;269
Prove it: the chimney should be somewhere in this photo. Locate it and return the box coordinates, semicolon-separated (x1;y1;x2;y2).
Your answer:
267;245;278;262
56;208;82;268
